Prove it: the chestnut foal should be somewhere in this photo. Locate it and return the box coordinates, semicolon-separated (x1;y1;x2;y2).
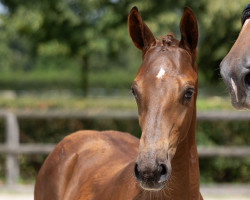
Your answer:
35;7;203;200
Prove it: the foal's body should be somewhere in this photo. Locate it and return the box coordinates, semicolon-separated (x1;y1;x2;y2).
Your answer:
35;131;139;200
35;129;201;200
35;7;203;200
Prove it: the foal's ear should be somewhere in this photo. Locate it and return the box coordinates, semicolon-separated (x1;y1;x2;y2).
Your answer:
179;7;199;59
128;7;156;55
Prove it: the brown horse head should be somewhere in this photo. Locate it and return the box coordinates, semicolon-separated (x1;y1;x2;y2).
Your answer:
220;4;250;109
128;7;198;191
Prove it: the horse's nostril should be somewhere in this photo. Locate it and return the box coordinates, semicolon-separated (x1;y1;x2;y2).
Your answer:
245;72;250;89
134;163;141;181
159;164;167;176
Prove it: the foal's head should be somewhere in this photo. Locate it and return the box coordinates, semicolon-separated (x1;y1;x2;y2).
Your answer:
128;7;198;191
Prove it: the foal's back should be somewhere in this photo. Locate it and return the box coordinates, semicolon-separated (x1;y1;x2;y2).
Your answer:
34;130;139;200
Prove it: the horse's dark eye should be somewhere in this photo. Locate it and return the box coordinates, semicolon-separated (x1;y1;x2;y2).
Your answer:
184;89;194;100
131;88;138;100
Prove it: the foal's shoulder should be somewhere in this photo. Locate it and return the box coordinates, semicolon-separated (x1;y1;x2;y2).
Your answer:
56;130;139;154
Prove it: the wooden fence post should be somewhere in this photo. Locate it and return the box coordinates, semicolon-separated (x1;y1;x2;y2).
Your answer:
5;111;20;186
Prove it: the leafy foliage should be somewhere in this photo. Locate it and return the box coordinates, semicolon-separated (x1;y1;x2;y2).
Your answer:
0;0;249;91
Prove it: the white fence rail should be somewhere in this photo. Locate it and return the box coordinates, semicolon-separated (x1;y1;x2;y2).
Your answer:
0;110;249;186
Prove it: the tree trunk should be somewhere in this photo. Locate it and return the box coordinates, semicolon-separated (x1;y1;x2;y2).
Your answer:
81;56;89;96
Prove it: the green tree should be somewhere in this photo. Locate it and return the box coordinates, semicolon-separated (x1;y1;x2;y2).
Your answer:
0;0;132;94
0;0;204;94
0;0;249;92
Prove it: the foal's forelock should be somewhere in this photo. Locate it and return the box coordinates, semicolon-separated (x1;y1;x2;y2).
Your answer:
140;34;179;56
160;34;179;47
152;35;193;66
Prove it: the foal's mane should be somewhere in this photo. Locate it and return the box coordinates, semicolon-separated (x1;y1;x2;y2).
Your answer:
158;34;179;48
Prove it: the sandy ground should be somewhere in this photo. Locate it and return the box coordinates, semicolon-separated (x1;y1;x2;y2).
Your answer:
0;184;250;200
200;184;250;200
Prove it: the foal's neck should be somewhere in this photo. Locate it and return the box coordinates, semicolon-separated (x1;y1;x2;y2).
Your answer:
165;104;200;199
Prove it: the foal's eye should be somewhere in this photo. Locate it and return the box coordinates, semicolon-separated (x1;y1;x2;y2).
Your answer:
184;89;194;101
131;87;138;100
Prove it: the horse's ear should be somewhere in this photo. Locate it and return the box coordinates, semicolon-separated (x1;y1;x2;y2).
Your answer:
128;7;156;54
179;7;198;59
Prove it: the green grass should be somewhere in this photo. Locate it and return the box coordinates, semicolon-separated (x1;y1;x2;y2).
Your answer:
0;95;234;111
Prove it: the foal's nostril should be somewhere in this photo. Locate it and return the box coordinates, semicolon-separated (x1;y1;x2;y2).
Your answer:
245;72;250;89
159;164;167;176
134;163;141;181
134;162;169;185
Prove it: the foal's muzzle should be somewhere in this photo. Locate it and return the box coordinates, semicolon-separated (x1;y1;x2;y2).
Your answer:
134;162;170;191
